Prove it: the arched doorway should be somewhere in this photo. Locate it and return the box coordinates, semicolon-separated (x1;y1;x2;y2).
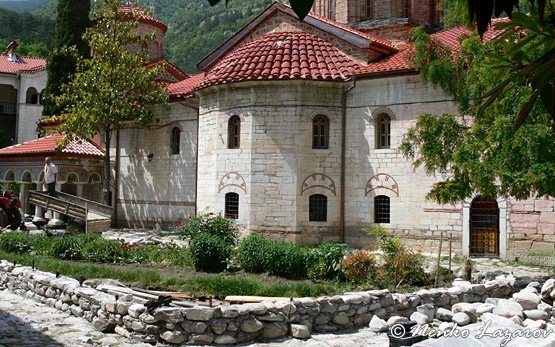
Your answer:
470;197;499;256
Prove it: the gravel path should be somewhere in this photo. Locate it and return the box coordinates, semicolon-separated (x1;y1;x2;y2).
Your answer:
0;286;389;347
0;289;151;347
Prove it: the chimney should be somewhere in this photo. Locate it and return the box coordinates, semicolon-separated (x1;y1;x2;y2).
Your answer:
5;40;20;63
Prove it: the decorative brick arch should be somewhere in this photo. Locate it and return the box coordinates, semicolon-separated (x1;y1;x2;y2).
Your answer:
227;109;247;122
219;171;247;193
365;173;399;197
306;109;337;123
3;170;15;181
21;170;33;182
370;107;396;121
301;173;337;196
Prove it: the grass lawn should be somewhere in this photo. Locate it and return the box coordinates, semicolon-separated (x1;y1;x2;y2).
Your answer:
0;250;350;299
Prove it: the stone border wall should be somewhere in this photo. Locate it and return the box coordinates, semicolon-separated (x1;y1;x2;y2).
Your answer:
0;260;539;345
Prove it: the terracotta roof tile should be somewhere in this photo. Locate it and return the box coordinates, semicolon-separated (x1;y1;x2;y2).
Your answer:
431;17;507;50
166;73;205;98
117;4;167;33
356;43;414;75
0;54;46;75
0;134;104;158
198;31;359;90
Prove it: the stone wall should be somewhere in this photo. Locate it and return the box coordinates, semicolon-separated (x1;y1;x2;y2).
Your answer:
507;198;555;259
0;260;537;345
116;101;198;229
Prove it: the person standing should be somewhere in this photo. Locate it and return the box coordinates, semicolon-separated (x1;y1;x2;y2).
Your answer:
43;157;58;197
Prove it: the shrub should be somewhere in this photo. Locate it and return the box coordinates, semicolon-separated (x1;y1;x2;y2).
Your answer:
81;235;124;263
189;232;232;273
307;241;351;281
178;213;237;245
0;231;33;254
238;232;271;273
238;233;312;279
48;236;85;260
342;250;376;284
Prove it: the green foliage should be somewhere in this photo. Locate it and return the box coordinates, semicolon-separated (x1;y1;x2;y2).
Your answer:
178;213;237;246
0;7;53;58
307;241;351;281
341;250;376;284
238;232;313;279
47;235;85;260
403;14;555;204
189;232;232;272
56;0;169;206
237;232;271;273
363;226;430;288
42;0;90;116
0;231;33;254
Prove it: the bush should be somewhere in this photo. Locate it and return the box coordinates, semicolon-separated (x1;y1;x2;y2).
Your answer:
81;235;124;263
238;232;271;273
238;232;312;279
189;232;232;273
342;250;376;284
0;231;33;254
307;241;351;281
178;213;237;245
48;235;87;260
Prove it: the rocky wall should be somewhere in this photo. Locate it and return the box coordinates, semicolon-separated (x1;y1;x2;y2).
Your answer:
0;259;544;345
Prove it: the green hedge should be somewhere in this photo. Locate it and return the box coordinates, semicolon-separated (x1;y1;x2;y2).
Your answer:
189;232;232;273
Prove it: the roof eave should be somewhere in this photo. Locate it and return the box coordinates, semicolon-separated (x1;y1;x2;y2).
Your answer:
355;68;418;79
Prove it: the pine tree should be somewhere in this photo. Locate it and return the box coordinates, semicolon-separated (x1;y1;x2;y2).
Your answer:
42;0;90;117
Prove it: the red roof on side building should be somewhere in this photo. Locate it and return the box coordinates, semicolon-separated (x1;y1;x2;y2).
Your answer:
356;43;414;75
0;54;46;75
198;31;359;90
0;134;104;158
166;73;205;99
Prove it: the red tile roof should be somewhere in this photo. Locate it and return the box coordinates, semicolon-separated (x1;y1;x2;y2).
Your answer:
431;17;507;50
199;31;359;90
118;4;167;33
166;73;205;98
0;54;46;75
0;134;104;158
356;43;414;75
147;58;189;83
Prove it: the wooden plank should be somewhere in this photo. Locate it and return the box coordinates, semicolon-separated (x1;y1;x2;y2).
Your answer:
225;296;290;303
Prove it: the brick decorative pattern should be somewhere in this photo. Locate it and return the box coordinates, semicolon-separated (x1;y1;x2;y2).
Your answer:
218;172;247;193
301;173;337;196
365;173;399;197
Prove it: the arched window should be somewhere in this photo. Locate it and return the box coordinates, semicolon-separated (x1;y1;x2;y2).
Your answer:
26;87;38;104
365;0;374;18
309;194;327;221
225;192;239;219
312;115;329;149
328;0;336;19
170;127;180;154
374;195;390;223
228;115;241;149
377;114;391;149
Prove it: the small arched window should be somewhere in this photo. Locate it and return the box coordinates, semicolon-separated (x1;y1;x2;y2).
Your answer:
228;115;241;149
26;87;38;104
328;0;336;19
170;127;181;154
374;195;390;223
365;0;374;18
225;192;239;219
312;115;329;149
309;194;327;221
377;114;391;149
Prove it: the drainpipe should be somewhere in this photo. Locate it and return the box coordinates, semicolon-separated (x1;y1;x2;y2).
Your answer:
15;72;21;144
339;75;356;243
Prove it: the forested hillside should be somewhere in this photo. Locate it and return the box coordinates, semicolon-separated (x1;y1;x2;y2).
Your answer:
0;7;53;57
0;0;48;13
32;0;272;72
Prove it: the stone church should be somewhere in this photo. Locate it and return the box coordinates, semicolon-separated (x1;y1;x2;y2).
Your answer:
44;1;555;259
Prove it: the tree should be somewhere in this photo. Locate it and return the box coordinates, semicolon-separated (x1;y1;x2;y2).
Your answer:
42;0;90;117
400;2;554;204
55;0;169;223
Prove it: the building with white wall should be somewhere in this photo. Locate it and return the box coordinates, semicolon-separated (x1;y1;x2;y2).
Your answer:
8;2;547;260
0;41;46;146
